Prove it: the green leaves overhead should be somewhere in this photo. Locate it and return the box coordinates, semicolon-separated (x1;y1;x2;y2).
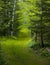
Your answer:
0;0;50;39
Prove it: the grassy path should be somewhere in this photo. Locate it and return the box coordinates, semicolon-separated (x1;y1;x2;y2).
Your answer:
0;37;50;65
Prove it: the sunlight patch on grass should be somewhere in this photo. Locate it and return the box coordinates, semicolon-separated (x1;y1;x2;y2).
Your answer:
0;37;50;65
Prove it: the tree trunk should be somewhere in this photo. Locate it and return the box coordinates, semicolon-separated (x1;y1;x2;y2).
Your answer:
40;0;44;47
40;30;44;47
11;0;16;36
34;32;37;42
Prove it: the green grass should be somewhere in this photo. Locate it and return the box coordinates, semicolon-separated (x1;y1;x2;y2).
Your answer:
0;37;50;65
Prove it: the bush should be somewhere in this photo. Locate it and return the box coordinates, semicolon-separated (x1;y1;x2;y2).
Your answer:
30;42;50;57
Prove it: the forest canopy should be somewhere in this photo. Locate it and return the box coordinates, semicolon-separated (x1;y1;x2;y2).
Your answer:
0;0;50;47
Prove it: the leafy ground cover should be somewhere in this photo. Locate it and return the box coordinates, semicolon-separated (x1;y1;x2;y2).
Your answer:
0;37;50;65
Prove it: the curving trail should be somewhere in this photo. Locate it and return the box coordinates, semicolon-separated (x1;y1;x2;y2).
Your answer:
0;38;50;65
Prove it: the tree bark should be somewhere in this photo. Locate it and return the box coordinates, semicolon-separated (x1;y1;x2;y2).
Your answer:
11;0;16;36
40;0;44;47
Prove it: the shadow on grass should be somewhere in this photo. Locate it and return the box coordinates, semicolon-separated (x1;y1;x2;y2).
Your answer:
30;42;50;57
30;42;50;49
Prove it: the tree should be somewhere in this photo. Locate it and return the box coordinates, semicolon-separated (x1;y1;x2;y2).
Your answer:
0;0;21;36
30;0;50;47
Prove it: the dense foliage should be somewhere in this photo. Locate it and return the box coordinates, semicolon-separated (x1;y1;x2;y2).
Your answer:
0;0;50;47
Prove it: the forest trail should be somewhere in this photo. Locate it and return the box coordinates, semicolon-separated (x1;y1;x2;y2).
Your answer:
1;38;50;65
46;48;50;52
